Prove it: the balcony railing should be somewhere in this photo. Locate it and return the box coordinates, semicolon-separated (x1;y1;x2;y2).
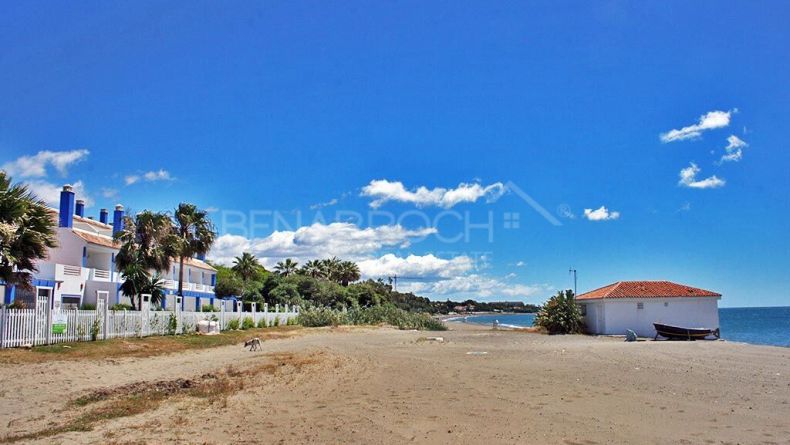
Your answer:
89;268;111;282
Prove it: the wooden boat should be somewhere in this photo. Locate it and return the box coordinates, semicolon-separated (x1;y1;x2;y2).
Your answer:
653;322;720;340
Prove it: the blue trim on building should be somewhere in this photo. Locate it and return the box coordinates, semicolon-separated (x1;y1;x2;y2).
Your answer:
112;207;125;236
82;247;87;267
59;188;75;228
3;284;16;305
33;279;56;287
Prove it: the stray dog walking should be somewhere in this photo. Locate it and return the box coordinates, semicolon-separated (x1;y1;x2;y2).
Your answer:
244;337;262;351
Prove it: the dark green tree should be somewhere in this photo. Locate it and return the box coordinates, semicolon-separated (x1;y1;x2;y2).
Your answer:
0;171;58;288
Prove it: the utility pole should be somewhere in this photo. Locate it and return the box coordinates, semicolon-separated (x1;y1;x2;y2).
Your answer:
569;268;577;297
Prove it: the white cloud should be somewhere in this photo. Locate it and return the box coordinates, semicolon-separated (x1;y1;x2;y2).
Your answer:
101;188;118;199
583;206;621;221
125;169;174;185
718;135;748;163
2;149;89;178
361;179;506;209
25;180;93;207
660;110;734;143
401;274;550;300
515;261;526;267
678;163;726;189
357;253;474;279
207;222;437;267
310;198;338;210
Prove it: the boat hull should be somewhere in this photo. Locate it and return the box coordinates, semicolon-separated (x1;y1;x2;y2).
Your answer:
653;323;718;340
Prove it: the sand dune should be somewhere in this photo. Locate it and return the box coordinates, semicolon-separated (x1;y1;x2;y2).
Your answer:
1;323;788;444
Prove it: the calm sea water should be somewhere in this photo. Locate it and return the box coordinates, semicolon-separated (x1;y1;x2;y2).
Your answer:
456;307;790;348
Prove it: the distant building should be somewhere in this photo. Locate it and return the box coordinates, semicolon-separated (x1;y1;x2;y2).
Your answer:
576;281;721;337
3;185;218;311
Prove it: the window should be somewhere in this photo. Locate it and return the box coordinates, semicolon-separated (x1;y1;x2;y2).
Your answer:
637;302;644;310
579;304;587;316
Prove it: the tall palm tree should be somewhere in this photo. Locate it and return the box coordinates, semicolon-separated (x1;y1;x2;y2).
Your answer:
172;203;216;298
232;252;259;282
114;211;176;309
322;256;342;282
338;260;361;286
300;259;326;279
274;258;299;276
0;171;58;288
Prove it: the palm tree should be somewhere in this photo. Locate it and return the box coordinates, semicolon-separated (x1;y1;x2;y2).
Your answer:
232;252;259;282
114;211;176;309
274;258;299;276
338;260;361;286
322;256;342;282
172;203;216;298
0;171;58;288
300;260;326;279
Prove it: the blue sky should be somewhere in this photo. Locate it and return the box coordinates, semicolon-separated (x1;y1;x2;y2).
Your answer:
1;1;788;307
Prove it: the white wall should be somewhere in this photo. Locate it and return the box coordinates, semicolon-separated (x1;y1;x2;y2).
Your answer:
582;297;720;337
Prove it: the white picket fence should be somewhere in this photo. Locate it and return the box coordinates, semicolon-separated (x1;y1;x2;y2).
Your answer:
0;297;299;348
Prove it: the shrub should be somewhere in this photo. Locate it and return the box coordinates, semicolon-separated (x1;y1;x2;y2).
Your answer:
166;313;178;335
111;303;133;311
273;316;280;327
227;318;240;330
241;316;255;330
257;318;267;328
201;304;216;312
533;290;583;334
297;305;447;331
81;303;96;311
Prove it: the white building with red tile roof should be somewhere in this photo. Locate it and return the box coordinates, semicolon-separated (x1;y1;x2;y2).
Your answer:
3;185;218;311
576;281;721;337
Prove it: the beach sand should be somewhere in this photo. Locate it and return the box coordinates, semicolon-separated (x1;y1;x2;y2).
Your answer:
1;323;788;444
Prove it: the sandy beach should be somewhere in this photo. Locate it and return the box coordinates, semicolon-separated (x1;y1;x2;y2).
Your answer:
1;323;788;444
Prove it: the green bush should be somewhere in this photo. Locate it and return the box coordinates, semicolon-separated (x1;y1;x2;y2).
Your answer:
227;318;240;330
257;318;267;328
296;307;347;327
201;304;216;312
80;303;96;311
297;305;447;331
533;290;583;334
272;316;280;327
110;303;133;311
241;316;255;330
166;313;178;335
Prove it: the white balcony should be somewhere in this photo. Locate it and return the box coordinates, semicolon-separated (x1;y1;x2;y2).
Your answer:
89;268;111;282
193;284;206;292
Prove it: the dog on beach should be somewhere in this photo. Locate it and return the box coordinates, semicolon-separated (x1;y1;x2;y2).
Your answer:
244;337;262;351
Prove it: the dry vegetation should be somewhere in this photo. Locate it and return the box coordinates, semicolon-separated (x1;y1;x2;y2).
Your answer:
0;326;305;364
0;351;325;444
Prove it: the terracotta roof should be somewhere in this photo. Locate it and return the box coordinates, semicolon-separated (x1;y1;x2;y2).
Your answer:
72;229;119;249
576;281;721;300
48;208;113;230
71;229;216;271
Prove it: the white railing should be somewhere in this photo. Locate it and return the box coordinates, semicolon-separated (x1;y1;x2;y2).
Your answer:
89;268;111;282
193;284;206;292
0;302;299;348
164;280;178;290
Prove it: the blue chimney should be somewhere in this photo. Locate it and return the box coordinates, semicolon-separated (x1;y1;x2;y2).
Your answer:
58;185;75;228
99;208;109;224
75;199;85;218
112;205;125;236
196;253;206;261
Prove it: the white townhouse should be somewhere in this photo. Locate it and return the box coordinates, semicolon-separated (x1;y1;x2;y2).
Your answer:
576;280;721;337
1;185;219;311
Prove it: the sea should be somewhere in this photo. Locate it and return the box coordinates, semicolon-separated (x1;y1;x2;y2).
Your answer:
452;306;790;348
